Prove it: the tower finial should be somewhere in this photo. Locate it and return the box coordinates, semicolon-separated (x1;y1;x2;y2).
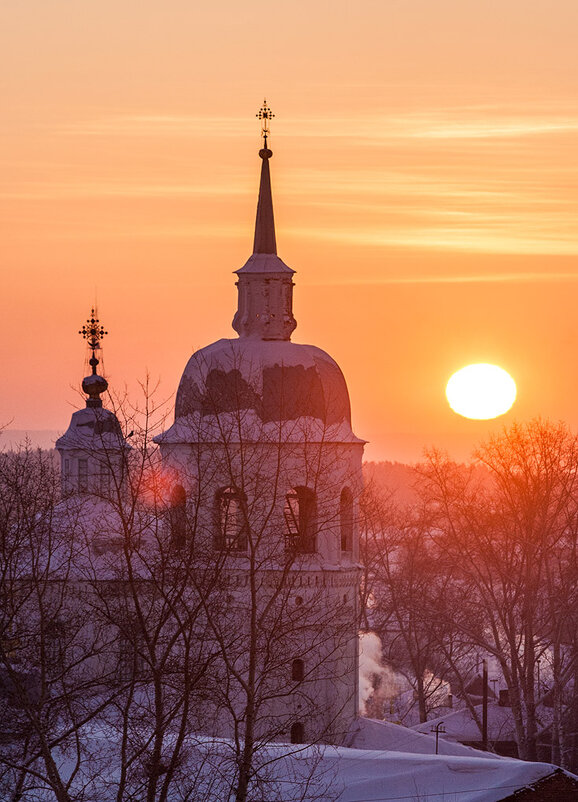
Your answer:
79;307;107;374
253;100;277;255
257;99;274;148
79;308;108;407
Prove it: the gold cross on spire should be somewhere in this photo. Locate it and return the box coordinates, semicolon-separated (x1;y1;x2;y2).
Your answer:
79;307;107;374
257;99;274;147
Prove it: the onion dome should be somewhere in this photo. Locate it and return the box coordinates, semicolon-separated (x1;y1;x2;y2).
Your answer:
82;373;109;408
174;338;352;426
56;309;125;457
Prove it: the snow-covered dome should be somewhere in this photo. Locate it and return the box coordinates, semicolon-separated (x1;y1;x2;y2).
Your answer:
174;337;352;426
156;133;362;446
55;406;124;452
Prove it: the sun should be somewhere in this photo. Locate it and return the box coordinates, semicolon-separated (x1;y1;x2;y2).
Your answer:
446;364;517;420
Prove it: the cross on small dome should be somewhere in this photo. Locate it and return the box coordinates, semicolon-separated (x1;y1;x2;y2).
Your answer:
79;308;109;407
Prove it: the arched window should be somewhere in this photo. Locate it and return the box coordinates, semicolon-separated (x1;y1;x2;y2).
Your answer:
215;486;248;552
284;486;317;554
340;487;353;552
290;722;305;744
169;484;187;548
291;658;304;682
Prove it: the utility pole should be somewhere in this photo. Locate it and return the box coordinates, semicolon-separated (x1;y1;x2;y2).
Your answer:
430;721;446;755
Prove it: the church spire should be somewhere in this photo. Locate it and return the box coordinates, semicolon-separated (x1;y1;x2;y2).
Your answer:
232;103;296;341
253;100;277;255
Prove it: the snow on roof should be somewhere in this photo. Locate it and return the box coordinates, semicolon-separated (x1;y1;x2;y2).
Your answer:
156;409;364;446
412;703;521;743
40;727;577;802
324;747;574;802
235;252;294;274
167;336;357;433
55;406;126;452
345;717;501;760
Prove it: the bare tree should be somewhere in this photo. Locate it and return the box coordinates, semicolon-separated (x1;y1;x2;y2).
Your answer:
415;421;578;763
1;380;360;801
360;481;474;724
0;445;117;801
155;389;362;802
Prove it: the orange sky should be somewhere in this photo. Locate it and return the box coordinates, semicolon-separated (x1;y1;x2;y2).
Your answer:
2;0;578;462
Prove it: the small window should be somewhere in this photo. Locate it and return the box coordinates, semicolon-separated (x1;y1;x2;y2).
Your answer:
78;459;88;492
284;487;317;554
290;722;305;744
46;620;66;675
215;487;248;552
340;487;353;552
99;464;110;495
117;623;145;682
169;485;187;548
291;658;304;682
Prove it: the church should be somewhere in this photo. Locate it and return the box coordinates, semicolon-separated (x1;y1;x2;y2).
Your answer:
55;103;365;748
7;106;578;802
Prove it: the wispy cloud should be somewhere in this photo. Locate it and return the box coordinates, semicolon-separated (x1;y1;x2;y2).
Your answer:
372;272;578;284
0;181;249;201
5;101;578;257
394;112;578;141
306;272;578;287
51;103;578;143
55;115;249;138
288;224;578;255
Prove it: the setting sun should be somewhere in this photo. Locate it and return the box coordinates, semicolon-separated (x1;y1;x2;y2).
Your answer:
446;363;517;420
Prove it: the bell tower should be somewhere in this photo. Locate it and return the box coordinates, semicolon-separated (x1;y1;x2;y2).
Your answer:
156;105;364;746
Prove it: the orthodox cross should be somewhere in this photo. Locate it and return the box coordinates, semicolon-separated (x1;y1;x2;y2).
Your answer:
257;99;274;147
79;308;107;374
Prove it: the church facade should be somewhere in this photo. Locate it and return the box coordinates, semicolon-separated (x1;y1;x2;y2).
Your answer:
56;107;364;746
